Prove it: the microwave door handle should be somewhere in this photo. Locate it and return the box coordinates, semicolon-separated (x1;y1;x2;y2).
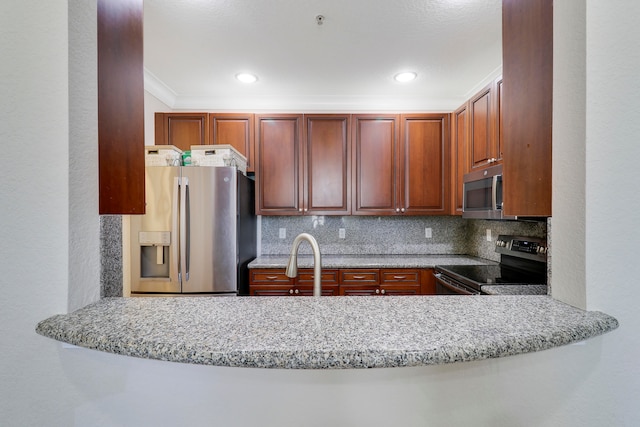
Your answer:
492;175;499;210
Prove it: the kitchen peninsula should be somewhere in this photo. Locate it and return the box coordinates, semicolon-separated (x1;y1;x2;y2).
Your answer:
36;295;617;369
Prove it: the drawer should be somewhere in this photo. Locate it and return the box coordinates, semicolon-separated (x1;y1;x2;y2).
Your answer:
381;269;421;285
340;269;379;285
250;269;292;285
297;269;339;286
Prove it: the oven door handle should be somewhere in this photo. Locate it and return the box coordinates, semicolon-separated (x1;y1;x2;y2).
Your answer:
435;273;480;295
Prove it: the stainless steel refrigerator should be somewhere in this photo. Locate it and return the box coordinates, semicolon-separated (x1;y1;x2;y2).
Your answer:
129;166;256;295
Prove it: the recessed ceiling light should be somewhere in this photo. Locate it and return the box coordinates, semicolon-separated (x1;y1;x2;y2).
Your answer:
394;72;417;83
236;73;258;83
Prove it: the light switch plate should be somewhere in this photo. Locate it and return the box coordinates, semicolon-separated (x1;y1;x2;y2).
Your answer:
486;228;492;242
279;228;286;239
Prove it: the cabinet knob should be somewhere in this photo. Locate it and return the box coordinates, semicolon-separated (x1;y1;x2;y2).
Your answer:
304;208;308;212
401;208;405;213
289;289;294;294
299;208;303;212
295;289;299;294
375;289;380;294
381;289;386;295
395;208;400;213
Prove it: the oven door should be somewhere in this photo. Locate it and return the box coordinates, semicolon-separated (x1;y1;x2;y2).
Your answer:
434;273;481;295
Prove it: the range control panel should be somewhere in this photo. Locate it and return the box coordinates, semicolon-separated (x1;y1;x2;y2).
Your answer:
495;235;547;261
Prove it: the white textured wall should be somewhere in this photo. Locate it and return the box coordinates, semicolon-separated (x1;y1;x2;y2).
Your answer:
1;1;639;426
552;0;587;308
144;91;172;146
68;0;100;311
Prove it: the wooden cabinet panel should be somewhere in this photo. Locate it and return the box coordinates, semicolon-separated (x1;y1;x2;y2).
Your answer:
255;114;304;215
249;268;338;296
250;267;432;296
154;112;209;151
451;105;469;215
469;84;495;169
210;113;255;172
421;269;436;295
97;0;145;214
304;115;351;215
502;0;552;217
399;114;450;215
352;115;399;215
495;76;504;161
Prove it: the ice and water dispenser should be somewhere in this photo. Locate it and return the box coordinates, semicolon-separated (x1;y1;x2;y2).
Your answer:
138;231;171;279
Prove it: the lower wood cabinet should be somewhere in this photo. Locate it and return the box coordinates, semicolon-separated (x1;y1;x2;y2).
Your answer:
250;269;339;296
249;268;435;296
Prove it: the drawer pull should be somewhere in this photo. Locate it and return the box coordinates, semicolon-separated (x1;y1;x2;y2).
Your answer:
393;275;407;280
353;275;367;279
266;276;279;280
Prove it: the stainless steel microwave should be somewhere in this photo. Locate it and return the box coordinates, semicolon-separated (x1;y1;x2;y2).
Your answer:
462;164;514;220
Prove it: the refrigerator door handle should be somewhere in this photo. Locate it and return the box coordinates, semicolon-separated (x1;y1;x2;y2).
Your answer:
172;176;181;284
180;176;190;282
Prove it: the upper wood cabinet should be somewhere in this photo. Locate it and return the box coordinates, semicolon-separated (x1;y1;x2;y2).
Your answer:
304;114;351;215
255;114;351;215
469;77;503;170
502;0;552;217
154;112;209;151
451;104;469;215
98;0;145;214
352;114;449;216
399;114;450;215
209;113;255;172
255;114;304;215
352;114;399;215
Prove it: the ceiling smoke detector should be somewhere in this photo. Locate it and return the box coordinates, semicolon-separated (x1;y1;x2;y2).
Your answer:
316;15;325;25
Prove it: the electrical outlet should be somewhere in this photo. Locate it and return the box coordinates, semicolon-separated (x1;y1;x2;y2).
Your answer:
486;228;492;242
279;228;286;239
425;228;432;239
339;228;346;239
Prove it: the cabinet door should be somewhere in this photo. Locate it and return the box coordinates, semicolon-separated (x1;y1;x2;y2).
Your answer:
352;115;399;215
98;0;145;214
210;113;255;172
399;114;450;215
503;0;552;217
304;115;351;215
451;104;469;215
494;76;504;162
255;114;304;215
154;112;209;151
469;84;495;169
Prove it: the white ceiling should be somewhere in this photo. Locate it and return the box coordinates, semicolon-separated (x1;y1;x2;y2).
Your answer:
143;0;502;112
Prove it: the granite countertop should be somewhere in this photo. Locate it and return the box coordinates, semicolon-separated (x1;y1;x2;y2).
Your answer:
248;254;495;269
482;285;548;295
36;296;618;369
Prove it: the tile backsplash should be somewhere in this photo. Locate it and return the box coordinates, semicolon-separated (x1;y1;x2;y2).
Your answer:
260;215;547;263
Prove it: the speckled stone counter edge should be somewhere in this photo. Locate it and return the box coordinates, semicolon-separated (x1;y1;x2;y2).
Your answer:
35;296;618;369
